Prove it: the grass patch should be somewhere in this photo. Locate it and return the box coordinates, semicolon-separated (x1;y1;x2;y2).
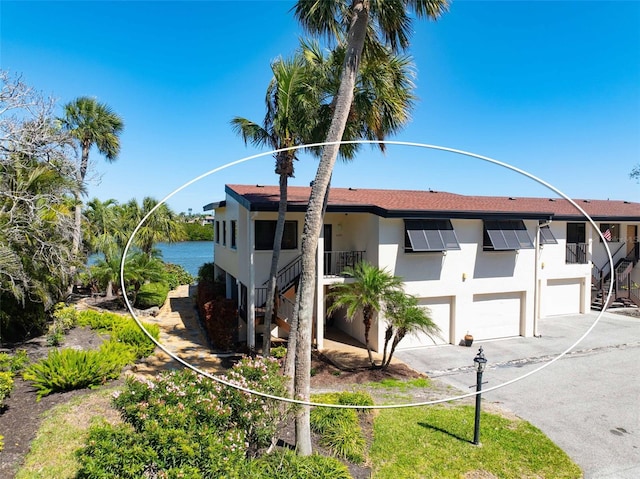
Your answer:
371;404;582;479
365;377;431;391
15;387;121;479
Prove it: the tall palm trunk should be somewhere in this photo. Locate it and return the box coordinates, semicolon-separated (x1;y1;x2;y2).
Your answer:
69;142;90;294
293;1;369;456
263;162;290;356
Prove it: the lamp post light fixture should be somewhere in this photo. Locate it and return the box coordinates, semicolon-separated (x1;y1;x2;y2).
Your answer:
473;346;487;445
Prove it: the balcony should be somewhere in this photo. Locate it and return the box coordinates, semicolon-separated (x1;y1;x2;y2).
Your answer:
323;250;366;276
566;243;588;264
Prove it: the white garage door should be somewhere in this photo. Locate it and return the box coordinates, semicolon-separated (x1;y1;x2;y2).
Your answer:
545;278;582;316
472;292;522;340
397;297;451;349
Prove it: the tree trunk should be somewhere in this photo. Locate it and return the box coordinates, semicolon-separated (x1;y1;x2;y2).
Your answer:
381;324;393;368
384;329;406;369
263;169;289;356
284;282;301;397
293;2;369;456
362;309;375;367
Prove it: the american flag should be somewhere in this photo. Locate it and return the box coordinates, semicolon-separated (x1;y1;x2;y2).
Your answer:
603;228;612;241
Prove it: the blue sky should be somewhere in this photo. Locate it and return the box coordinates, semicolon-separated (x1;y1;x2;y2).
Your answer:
2;1;639;214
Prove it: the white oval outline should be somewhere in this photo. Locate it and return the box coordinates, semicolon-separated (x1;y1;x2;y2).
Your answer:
120;139;614;410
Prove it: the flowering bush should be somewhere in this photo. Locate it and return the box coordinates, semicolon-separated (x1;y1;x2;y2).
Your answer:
78;356;290;477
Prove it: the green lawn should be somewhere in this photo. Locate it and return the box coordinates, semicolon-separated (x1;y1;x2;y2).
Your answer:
371;404;582;479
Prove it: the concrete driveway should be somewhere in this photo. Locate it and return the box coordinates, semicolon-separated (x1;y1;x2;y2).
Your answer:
395;311;640;479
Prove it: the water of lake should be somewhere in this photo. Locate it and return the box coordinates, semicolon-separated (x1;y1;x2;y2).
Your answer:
157;241;214;277
87;241;214;277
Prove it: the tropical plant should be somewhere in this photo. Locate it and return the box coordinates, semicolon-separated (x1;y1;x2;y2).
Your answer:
381;292;441;369
59;97;124;260
290;0;449;454
1;71;81;342
327;261;403;367
122;196;186;258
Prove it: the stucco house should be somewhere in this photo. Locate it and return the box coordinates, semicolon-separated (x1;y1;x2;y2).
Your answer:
205;184;640;352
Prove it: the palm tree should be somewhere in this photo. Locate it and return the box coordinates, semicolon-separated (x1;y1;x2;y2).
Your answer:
83;198;124;298
233;43;416;357
327;261;403;367
59;97;124;259
290;0;449;455
381;292;441;369
123;197;186;258
231;53;314;356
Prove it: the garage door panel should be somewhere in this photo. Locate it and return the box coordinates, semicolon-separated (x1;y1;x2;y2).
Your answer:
397;297;451;349
545;279;581;316
472;292;521;340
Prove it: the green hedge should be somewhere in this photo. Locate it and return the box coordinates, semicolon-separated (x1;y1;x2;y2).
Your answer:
135;282;170;309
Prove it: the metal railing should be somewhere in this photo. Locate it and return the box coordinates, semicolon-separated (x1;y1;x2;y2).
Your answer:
323;250;366;276
566;243;588;264
262;255;302;293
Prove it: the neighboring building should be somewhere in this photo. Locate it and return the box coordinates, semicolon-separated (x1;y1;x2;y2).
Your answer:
207;184;640;352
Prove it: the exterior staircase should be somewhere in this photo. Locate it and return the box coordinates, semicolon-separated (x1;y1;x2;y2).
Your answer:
591;255;640;310
254;255;302;338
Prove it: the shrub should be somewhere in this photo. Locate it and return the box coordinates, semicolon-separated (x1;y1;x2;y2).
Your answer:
111;320;160;358
76;423;159;479
0;435;3;452
0;371;14;407
247;449;353;478
310;391;373;465
22;343;129;399
76;310;128;331
164;263;195;289
47;302;79;344
271;345;287;359
0;349;28;373
135;281;170;309
197;262;216;283
101;356;289;476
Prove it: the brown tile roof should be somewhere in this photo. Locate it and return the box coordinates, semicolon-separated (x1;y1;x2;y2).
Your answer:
226;184;640;220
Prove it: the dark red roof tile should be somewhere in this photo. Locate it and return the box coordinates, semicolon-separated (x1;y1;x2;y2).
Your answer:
227;184;640;220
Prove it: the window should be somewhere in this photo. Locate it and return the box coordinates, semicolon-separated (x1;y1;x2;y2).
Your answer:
539;225;558;245
567;223;586;243
231;220;237;249
483;220;533;251
222;221;227;246
215;221;220;244
599;223;620;242
404;219;460;252
255;220;298;250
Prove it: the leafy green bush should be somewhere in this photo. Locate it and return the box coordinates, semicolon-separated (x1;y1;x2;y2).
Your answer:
0;371;14;407
47;302;79;345
247;449;353;478
310;391;373;465
197;262;216;283
271;345;287;359
164;263;195;289
135;281;170;309
22;343;130;400
112;320;160;358
76;423;159;479
75;310;128;331
78;356;289;477
0;349;28;373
